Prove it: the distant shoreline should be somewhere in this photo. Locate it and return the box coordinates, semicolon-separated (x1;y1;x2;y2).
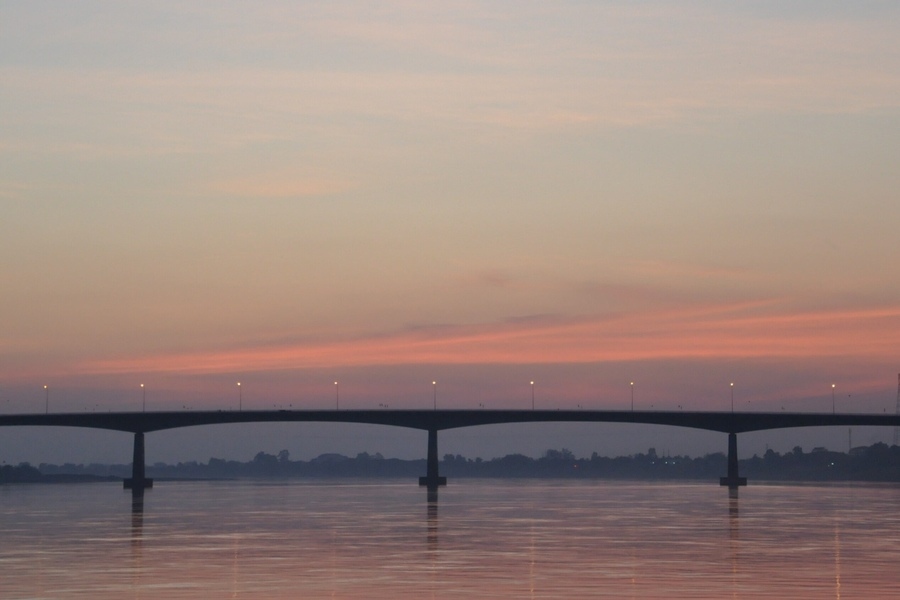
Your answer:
5;473;121;484
4;442;900;484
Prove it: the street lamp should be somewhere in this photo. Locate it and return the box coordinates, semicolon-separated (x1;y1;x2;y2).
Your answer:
630;382;634;412
730;382;734;413
832;384;836;414
141;383;145;412
44;385;48;414
432;381;437;410
335;381;339;410
237;382;242;411
531;381;535;410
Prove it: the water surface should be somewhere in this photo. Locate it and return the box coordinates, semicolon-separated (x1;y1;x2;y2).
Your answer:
2;479;899;598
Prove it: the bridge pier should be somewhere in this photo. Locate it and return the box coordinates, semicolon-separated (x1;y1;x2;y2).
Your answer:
123;432;153;490
418;428;447;489
719;432;747;488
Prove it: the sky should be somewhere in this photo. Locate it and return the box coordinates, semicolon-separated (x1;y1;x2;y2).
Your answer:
1;1;899;466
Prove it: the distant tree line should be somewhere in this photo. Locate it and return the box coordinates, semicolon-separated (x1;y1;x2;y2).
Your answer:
0;462;118;484
4;443;900;483
741;443;900;481
0;462;42;483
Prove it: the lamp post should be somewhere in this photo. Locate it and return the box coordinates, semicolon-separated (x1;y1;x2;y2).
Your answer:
832;384;836;414
730;382;734;413
432;381;437;410
44;385;48;414
237;382;242;411
630;382;634;411
141;383;145;412
531;381;535;410
335;381;339;410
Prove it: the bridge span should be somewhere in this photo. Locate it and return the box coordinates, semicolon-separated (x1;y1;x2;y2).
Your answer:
2;409;898;490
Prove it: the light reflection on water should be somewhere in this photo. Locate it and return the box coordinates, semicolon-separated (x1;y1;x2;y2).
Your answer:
2;479;900;599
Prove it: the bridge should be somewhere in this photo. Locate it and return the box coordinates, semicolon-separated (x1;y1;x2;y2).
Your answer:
2;409;898;490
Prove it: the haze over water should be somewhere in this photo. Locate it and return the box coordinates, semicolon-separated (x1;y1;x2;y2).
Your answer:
2;480;900;599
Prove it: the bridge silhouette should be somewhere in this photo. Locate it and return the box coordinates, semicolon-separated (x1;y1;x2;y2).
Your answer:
3;409;898;490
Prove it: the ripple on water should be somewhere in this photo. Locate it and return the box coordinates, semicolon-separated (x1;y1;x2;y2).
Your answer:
1;479;900;599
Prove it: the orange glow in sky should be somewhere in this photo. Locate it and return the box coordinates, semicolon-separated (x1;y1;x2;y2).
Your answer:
77;303;900;377
1;2;899;434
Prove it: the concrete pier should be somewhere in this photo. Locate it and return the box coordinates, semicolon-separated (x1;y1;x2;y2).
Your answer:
123;432;154;490
418;428;447;488
719;432;747;487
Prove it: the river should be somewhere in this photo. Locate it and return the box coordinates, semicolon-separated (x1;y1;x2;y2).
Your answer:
2;479;899;598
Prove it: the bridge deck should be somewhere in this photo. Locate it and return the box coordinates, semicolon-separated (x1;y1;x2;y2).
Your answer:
1;408;898;434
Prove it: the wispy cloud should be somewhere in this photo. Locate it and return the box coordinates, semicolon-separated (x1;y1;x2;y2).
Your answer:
454;269;522;290
75;303;900;376
205;176;352;199
3;0;897;155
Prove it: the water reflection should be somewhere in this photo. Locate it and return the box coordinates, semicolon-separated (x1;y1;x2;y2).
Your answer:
728;487;739;599
130;488;145;546
834;520;842;600
728;486;739;539
130;489;145;594
426;487;438;551
2;480;900;599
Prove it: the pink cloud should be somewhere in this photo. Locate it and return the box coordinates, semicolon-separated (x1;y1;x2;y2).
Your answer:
75;302;900;377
